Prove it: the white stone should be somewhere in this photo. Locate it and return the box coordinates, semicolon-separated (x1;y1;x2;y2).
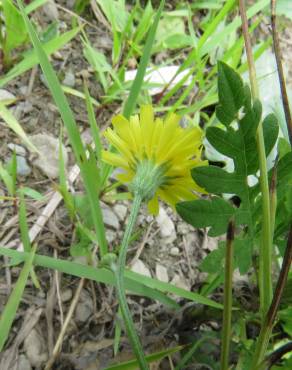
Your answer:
61;288;72;303
155;263;169;282
171;274;190;291
8;143;26;156
113;204;128;221
17;354;32;370
43;0;59;21
106;229;116;244
24;328;48;367
156;206;176;243
131;259;151;278
0;89;15;101
101;204;120;230
75;290;94;323
28;134;68;179
63;70;75;87
170;247;180;256
16;156;31;176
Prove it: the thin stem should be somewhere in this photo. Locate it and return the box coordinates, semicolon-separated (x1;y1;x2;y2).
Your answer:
239;0;273;318
251;0;292;366
271;0;292;145
220;220;235;370
251;226;292;368
115;193;149;370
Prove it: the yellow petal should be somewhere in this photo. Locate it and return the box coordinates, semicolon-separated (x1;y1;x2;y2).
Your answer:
116;171;134;183
147;195;159;215
102;150;129;168
104;128;133;161
140;105;154;156
112;114;137;152
130;115;143;157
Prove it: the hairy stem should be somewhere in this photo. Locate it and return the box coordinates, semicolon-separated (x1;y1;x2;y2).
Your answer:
115;193;149;369
220;220;235;370
239;0;272;318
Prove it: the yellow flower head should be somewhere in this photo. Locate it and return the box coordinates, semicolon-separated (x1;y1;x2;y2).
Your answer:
102;105;206;215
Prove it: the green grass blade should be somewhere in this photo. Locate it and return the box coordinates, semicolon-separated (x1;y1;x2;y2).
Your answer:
122;0;165;118
18;192;31;252
104;345;185;370
25;0;48;14
0;163;14;196
84;83;102;162
0;27;81;88
200;0;269;56
0;246;36;351
0;247;222;309
16;0;108;256
0;103;39;153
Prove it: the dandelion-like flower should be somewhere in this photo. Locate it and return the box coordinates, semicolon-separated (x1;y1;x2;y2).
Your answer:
102;105;206;215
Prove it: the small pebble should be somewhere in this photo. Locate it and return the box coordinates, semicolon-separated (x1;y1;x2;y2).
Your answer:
75;290;94;323
16;156;31;176
106;229;116;244
63;70;75;87
131;259;151;278
61;288;73;303
113;204;128;221
101;204;120;230
8;143;26;157
155;263;169;282
170;247;180;256
17;354;32;370
29;134;68;179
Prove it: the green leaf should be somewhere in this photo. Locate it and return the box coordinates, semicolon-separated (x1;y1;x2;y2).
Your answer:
216;61;245;125
104;345;184;370
0;246;36;351
200;242;225;273
262;113;279;156
0;27;81;88
0;103;39;153
123;0;165;118
2;0;28;53
176;197;235;237
192;166;243;195
16;0;108;256
0;247;223;309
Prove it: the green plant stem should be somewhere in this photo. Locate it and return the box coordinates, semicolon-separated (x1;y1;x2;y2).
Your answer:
220;220;235;370
251;226;292;368
115;193;149;370
239;0;272;318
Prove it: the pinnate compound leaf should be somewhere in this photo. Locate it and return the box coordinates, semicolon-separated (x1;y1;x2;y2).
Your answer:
178;62;279;275
176;197;235;237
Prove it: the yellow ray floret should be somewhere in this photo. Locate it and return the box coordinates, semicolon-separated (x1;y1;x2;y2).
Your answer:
102;105;207;215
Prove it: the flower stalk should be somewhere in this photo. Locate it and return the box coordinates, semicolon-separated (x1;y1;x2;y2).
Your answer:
220;220;235;370
114;192;149;370
239;0;272;319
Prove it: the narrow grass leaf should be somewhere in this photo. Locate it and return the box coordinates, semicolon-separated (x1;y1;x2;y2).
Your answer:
104;345;185;370
123;0;165;118
16;0;108;256
0;163;14;196
25;0;48;14
0;247;222;309
18;193;31;252
84;84;102;161
0;246;36;352
0;27;81;88
0;103;38;153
